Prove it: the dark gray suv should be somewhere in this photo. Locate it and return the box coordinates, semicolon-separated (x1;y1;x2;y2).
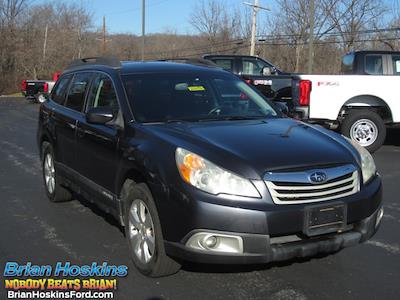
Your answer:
37;57;383;277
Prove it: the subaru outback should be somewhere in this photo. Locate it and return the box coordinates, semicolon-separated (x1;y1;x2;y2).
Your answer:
37;57;383;277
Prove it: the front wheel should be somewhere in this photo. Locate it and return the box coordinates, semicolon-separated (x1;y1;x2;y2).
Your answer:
122;181;181;277
42;142;72;202
341;109;386;153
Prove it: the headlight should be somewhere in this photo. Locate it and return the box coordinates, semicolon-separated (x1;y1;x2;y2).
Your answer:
175;148;260;198
348;139;377;184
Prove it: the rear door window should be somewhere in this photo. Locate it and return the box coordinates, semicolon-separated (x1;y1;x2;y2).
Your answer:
212;59;233;71
51;74;72;105
392;55;400;75
65;72;92;112
365;55;383;75
242;58;270;75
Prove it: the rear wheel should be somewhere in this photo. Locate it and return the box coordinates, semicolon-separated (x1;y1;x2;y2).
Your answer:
122;181;181;277
341;109;386;153
42;142;72;202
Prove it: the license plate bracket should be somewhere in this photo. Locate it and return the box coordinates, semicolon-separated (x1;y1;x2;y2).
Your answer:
304;203;347;237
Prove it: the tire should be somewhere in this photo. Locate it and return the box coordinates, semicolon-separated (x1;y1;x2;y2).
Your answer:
341;109;386;153
121;180;181;277
42;142;72;202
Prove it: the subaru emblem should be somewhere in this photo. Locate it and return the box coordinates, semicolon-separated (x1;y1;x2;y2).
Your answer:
309;171;327;184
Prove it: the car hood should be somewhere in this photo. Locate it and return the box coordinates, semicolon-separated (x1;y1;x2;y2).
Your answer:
144;118;357;179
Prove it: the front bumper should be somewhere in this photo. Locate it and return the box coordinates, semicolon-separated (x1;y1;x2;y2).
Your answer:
164;205;382;264
160;174;382;264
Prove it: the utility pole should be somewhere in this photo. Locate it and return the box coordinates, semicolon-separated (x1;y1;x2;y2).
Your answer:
141;0;146;61
96;16;111;56
42;24;48;62
244;1;270;56
102;15;106;55
308;0;315;73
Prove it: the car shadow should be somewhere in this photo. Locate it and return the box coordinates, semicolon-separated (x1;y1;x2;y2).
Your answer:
385;128;400;146
181;251;335;274
72;192;125;235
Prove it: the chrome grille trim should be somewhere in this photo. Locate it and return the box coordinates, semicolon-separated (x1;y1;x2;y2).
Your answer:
264;164;360;205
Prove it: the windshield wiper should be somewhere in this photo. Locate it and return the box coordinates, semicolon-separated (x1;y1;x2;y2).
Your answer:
198;115;268;122
164;118;200;123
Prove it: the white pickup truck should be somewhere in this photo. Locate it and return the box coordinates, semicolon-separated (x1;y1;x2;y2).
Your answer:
295;50;400;152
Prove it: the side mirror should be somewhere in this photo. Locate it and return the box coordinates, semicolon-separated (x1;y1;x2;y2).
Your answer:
274;102;289;115
86;107;115;124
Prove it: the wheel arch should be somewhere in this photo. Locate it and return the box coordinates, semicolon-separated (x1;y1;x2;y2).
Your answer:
39;131;54;160
116;167;157;227
341;95;393;123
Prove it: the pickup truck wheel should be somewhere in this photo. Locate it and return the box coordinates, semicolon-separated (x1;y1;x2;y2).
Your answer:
122;181;181;277
341;110;386;153
42;142;72;202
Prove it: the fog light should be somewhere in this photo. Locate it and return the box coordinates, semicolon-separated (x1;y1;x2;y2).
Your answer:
186;232;243;254
376;208;384;228
202;235;218;249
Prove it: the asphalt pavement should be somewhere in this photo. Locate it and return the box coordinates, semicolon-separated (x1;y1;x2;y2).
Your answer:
0;98;399;300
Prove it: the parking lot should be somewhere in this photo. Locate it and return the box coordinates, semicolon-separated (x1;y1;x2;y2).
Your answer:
0;97;399;300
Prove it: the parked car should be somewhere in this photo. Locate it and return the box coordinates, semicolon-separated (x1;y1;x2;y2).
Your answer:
21;72;59;103
294;50;400;152
37;57;383;277
203;55;297;113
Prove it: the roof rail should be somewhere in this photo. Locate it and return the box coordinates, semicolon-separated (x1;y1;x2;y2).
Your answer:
66;57;121;69
157;58;219;68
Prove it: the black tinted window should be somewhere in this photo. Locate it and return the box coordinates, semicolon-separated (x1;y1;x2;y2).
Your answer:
51;75;72;105
242;59;270;75
122;73;277;123
213;59;233;71
65;72;92;112
86;74;119;111
365;55;383;75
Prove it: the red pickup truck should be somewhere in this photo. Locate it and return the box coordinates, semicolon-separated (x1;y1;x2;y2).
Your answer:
21;72;60;103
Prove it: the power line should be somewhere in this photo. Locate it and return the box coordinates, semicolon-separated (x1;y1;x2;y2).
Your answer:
171;42;252;59
257;27;400;40
111;25;400;60
144;37;246;56
258;37;400;46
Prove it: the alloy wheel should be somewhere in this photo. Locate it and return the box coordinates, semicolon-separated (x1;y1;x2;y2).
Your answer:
44;153;55;194
128;199;155;264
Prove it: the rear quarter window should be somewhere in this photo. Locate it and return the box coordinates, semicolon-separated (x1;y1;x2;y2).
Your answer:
365;55;383;75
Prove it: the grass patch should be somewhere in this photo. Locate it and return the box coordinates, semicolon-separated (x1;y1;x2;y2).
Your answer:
1;92;23;97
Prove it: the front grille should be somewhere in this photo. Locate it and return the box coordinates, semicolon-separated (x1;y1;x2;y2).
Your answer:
264;164;359;204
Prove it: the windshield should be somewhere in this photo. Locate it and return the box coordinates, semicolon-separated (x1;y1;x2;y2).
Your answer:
122;73;278;123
